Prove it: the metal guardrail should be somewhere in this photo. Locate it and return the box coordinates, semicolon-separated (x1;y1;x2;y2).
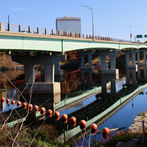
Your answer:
0;22;133;43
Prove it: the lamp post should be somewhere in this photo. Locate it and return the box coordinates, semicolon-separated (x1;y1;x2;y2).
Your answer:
82;5;94;39
127;25;132;42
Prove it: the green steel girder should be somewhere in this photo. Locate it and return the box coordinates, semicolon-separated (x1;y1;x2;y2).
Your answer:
0;31;147;53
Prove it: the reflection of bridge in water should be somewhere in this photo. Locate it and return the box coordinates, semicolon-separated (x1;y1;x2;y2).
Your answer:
1;63;147;143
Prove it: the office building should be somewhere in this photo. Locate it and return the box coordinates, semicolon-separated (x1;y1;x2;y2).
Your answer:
56;17;81;35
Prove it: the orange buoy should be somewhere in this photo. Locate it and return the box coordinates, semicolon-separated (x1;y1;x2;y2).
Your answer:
28;104;33;111
91;123;98;134
46;109;52;118
40;107;46;115
11;100;16;105
61;114;68;124
22;102;27;109
6;99;10;105
17;101;21;107
54;111;60;121
1;97;5;104
102;127;110;139
34;105;39;112
79;120;86;131
69;116;76;127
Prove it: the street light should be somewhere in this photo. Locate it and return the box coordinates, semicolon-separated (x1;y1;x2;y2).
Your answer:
126;25;132;42
81;5;94;39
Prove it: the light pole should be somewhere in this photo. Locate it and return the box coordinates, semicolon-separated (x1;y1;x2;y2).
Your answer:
127;25;132;42
81;5;94;39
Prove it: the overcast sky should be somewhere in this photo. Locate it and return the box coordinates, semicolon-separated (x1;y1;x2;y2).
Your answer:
0;0;147;41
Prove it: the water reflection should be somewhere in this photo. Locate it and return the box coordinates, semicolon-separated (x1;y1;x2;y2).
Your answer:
78;87;147;146
0;66;142;113
80;69;93;88
1;65;147;145
126;68;137;86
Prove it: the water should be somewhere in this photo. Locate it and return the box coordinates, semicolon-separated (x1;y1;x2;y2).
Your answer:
1;66;147;146
59;77;126;116
59;96;97;116
77;88;147;146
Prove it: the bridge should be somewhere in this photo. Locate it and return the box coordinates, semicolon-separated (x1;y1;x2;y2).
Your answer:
1;22;147;111
0;31;147;52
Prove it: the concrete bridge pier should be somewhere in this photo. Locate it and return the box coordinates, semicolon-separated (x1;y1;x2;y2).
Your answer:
54;56;64;76
44;64;54;83
80;51;93;69
137;51;140;66
142;50;147;66
125;50;138;71
12;54;63;112
98;51;119;79
139;49;147;66
24;65;35;83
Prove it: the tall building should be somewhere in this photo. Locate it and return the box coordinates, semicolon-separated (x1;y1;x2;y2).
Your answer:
56;17;81;35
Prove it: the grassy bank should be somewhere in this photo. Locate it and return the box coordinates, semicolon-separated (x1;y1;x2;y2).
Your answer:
0;123;69;147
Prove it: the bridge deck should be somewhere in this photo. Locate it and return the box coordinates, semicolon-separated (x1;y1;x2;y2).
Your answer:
0;31;146;53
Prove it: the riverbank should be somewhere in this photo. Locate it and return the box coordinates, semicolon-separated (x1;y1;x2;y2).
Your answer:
129;112;147;133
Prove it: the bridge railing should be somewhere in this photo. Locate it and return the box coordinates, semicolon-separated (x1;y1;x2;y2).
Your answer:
0;22;134;43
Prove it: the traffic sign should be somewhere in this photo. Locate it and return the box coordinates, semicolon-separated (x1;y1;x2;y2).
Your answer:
136;35;143;38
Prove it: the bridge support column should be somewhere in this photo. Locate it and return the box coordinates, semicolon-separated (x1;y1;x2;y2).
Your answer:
80;51;93;69
54;56;64;77
55;62;60;76
98;51;119;79
125;50;138;70
100;54;107;70
80;54;85;69
125;52;130;67
44;64;54;83
12;54;63;112
139;50;146;66
132;52;136;65
110;54;116;69
137;51;140;66
88;52;92;68
24;65;35;83
143;50;146;64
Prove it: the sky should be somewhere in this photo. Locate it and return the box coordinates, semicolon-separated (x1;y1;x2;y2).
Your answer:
0;0;147;41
